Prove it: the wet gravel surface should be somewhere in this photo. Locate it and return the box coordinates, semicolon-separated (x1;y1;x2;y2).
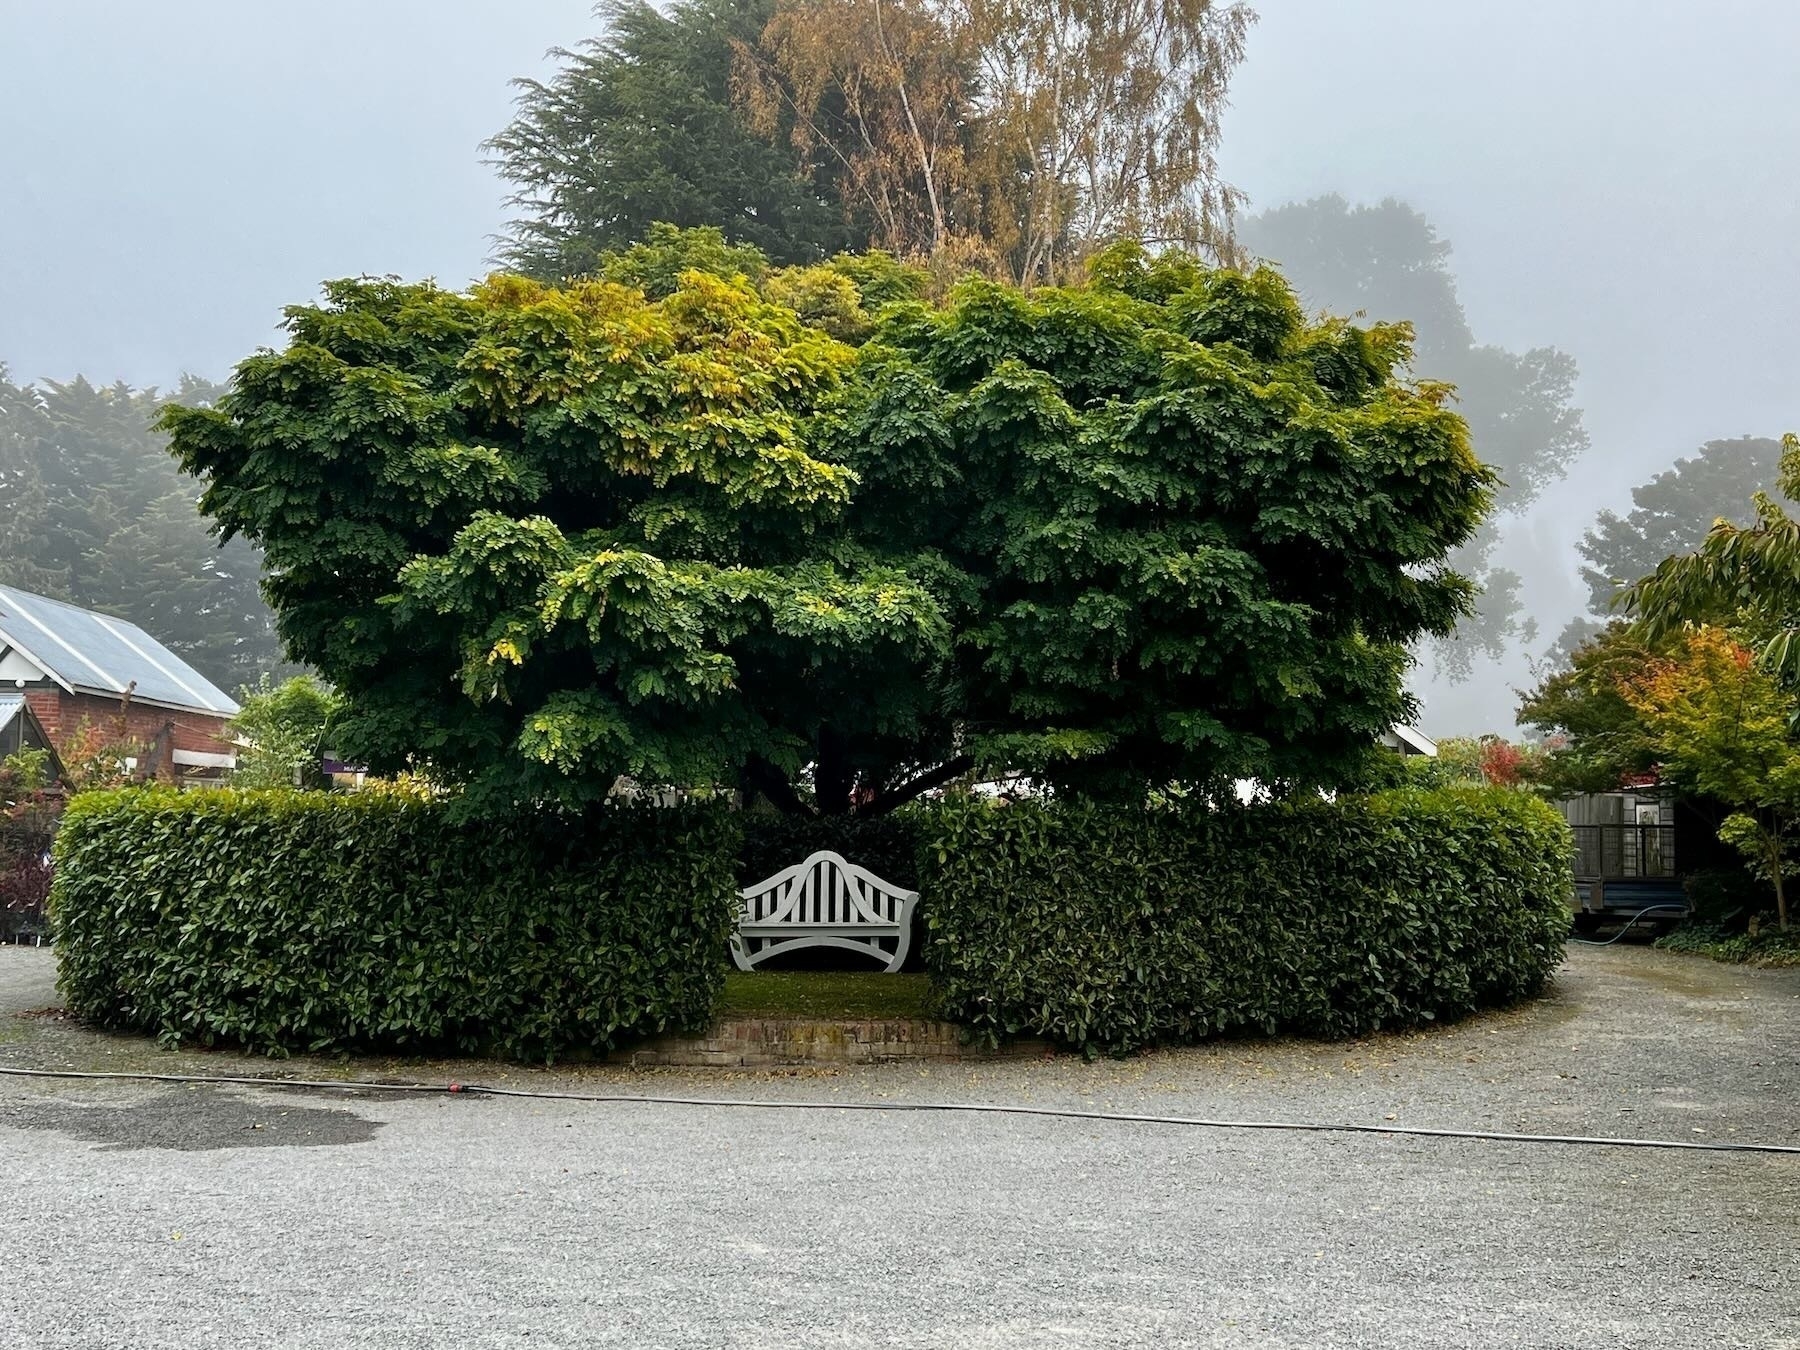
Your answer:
3;943;1798;1348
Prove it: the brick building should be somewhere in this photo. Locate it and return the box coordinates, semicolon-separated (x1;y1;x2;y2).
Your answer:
0;584;239;783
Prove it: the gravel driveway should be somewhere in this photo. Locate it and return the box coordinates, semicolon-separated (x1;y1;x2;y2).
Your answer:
2;943;1797;1349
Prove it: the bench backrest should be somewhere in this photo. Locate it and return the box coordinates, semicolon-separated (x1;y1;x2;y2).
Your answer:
740;850;912;928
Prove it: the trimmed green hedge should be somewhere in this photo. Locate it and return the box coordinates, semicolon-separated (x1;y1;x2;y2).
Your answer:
51;789;738;1059
49;785;1573;1060
920;788;1572;1055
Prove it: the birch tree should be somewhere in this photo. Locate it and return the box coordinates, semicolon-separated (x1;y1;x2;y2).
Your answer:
734;0;1253;280
736;0;971;258
962;0;1253;282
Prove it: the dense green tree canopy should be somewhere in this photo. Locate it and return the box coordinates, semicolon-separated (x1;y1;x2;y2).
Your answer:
162;243;1494;813
1239;196;1587;676
1517;621;1664;797
0;367;288;692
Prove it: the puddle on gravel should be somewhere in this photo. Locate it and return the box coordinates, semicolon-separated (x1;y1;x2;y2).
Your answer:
1;1085;383;1151
1613;961;1742;1000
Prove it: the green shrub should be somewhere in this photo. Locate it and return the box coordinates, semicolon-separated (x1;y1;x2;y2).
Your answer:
1655;923;1800;966
920;787;1572;1055
51;788;738;1059
1681;867;1774;929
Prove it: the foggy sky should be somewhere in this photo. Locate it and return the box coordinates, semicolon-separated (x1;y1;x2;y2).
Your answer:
1220;0;1800;731
0;0;593;383
4;0;1797;734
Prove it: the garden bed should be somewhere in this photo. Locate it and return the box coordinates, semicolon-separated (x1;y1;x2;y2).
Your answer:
1655;924;1800;967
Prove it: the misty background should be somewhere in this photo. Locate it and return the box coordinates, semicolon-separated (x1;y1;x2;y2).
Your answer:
3;0;1796;730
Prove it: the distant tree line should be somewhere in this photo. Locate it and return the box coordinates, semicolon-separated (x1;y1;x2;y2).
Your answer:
0;367;290;693
1236;195;1588;679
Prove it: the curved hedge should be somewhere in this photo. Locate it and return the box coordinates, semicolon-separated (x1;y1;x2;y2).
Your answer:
51;789;738;1060
920;788;1572;1055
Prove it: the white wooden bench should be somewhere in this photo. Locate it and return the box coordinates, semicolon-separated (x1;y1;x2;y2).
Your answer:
731;850;919;973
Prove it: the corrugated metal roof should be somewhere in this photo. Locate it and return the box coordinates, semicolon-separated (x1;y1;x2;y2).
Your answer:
0;585;239;716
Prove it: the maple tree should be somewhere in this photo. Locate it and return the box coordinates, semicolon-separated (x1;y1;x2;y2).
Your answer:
1618;626;1800;930
162;247;1493;814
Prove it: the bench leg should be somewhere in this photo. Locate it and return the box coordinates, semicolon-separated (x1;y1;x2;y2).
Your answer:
882;898;917;973
729;932;755;972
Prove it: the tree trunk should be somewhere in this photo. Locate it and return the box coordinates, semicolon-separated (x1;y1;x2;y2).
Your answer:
1772;828;1790;931
744;757;814;817
814;725;855;816
747;743;973;819
872;0;946;253
856;753;973;816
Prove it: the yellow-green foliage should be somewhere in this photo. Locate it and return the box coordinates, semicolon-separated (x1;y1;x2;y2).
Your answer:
161;234;1494;817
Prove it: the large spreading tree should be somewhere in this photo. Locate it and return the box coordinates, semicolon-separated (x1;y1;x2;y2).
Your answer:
161;240;1494;814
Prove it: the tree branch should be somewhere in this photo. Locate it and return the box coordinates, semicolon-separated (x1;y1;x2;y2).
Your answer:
745;757;815;817
858;754;975;816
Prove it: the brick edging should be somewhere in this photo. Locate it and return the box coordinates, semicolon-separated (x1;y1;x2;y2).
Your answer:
611;1017;1049;1067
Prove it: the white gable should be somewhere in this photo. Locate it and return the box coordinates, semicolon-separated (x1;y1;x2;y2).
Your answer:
1382;724;1439;758
0;645;49;685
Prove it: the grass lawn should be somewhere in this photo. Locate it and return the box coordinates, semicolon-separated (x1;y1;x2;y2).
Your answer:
718;970;936;1021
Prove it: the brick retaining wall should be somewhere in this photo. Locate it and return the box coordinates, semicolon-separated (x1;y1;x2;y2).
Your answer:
611;1018;1049;1067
